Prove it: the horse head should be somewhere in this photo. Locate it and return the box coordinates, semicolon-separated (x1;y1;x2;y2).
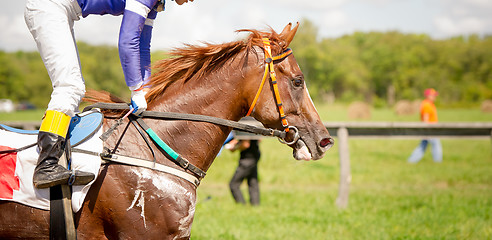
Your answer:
239;23;334;160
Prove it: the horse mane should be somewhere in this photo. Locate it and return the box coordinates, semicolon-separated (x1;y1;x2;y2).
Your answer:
146;28;288;105
84;27;288;113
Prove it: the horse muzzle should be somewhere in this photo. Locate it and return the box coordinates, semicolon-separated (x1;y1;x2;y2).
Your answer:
292;135;334;161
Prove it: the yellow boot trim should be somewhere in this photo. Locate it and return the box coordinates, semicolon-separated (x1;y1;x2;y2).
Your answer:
39;110;71;137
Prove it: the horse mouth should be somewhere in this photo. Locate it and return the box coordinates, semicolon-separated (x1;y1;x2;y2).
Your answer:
292;139;311;160
292;137;334;161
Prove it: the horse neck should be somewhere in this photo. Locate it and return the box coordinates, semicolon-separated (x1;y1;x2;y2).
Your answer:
113;55;255;173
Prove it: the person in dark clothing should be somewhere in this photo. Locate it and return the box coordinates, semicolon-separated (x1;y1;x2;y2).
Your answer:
226;139;261;206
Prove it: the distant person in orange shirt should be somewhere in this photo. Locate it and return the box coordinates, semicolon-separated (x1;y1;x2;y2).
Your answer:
408;88;443;163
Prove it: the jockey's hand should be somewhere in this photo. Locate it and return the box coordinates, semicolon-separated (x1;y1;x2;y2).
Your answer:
130;87;149;115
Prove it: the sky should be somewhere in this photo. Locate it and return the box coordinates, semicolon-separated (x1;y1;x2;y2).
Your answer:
1;0;492;52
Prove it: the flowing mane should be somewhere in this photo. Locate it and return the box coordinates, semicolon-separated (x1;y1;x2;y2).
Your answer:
84;27;289;112
145;28;289;105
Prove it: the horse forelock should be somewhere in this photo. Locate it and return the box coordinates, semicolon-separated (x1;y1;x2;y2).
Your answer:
146;28;288;106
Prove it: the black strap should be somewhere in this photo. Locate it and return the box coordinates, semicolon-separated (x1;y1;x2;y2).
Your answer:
0;143;37;155
50;139;77;240
100;117;126;142
83;102;130;111
83;103;286;139
111;120;132;154
129;116;157;167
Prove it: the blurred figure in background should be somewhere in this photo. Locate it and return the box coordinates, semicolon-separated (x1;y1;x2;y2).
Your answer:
225;138;261;206
408;88;443;163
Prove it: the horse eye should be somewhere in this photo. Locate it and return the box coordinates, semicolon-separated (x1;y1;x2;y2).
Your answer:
292;77;304;87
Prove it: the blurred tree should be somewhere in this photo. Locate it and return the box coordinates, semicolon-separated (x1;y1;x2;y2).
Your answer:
290;19;492;106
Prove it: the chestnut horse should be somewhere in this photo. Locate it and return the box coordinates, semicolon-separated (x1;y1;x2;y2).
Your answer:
0;23;333;239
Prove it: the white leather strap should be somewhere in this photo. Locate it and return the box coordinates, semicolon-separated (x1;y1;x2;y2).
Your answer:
72;148;200;187
102;154;200;187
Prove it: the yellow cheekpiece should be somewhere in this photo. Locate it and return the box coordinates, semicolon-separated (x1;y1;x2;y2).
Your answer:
39;110;71;137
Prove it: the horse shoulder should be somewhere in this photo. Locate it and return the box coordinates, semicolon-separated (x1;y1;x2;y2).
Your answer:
77;165;196;239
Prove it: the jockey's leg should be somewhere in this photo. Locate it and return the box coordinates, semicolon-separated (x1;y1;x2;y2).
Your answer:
25;0;85;117
33;110;95;189
25;0;93;188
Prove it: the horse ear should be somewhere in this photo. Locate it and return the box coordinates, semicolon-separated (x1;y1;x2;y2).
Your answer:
279;23;292;38
280;22;299;46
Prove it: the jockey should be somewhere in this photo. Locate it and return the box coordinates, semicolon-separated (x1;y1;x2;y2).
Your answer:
24;0;193;189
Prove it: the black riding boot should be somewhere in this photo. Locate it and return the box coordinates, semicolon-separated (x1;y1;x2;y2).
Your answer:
33;131;95;189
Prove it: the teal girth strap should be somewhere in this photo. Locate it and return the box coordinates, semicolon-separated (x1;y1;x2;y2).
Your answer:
145;130;179;160
133;117;206;179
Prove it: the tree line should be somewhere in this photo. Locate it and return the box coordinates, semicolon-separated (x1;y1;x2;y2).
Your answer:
290;20;492;107
1;19;491;109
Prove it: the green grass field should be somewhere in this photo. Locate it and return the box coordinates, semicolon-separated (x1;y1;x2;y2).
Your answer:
192;138;491;240
0;109;46;122
1;104;491;239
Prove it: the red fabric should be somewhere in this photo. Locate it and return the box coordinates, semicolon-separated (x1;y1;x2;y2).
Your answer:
0;146;20;199
424;88;438;96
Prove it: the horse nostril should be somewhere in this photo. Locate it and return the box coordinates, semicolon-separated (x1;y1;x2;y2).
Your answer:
320;137;334;148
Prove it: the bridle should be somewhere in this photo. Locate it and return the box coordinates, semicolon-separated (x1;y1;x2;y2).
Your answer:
246;37;300;145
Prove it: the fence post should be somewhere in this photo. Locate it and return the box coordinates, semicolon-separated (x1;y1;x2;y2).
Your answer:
336;127;351;209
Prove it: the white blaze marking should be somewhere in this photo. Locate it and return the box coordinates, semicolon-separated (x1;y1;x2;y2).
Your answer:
305;86;318;112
